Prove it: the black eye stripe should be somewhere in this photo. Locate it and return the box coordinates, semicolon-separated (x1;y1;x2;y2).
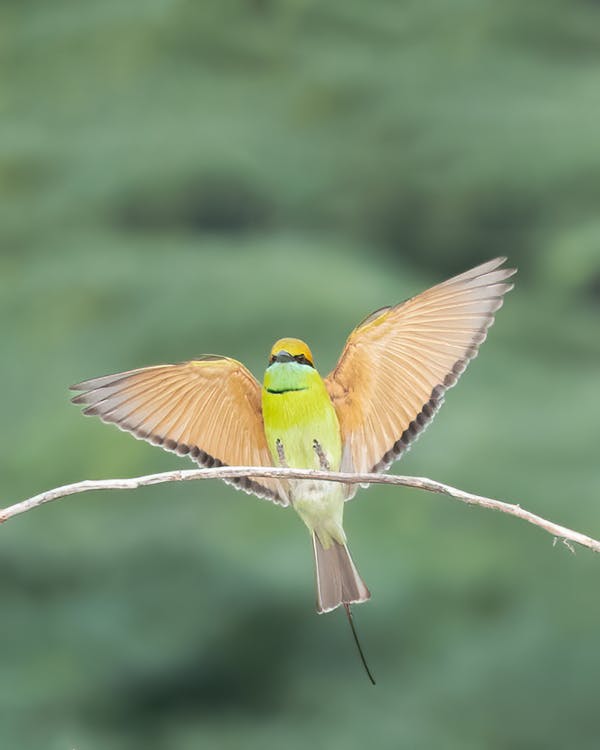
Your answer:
294;354;314;367
267;352;314;367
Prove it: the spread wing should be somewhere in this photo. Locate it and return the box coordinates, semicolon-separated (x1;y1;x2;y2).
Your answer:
71;356;288;506
324;257;516;498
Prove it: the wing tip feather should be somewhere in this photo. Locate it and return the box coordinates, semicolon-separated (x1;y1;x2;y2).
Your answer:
446;256;517;287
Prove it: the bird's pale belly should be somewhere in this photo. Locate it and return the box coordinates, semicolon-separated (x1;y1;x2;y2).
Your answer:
293;482;346;547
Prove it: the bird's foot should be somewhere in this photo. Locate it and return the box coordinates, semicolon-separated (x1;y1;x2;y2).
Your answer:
312;439;330;470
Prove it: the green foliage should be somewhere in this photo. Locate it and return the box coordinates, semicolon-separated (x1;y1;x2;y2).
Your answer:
1;1;599;748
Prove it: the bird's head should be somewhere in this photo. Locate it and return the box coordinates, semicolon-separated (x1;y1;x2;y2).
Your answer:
268;338;315;368
264;338;318;392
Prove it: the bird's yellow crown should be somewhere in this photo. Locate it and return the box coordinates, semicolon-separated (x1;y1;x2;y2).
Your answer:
269;338;314;366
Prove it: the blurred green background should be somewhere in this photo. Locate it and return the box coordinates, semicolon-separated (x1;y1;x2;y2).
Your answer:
2;1;600;748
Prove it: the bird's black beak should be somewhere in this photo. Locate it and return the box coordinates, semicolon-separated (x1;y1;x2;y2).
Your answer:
273;350;295;363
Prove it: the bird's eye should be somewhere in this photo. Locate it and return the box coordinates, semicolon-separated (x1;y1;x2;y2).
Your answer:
294;354;313;367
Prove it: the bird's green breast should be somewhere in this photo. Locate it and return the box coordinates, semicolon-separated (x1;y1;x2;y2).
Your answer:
262;362;342;472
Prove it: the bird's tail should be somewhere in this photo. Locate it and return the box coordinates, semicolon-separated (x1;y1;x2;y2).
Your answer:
312;534;371;614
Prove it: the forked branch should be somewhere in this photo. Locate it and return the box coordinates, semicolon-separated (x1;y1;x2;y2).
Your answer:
0;466;598;553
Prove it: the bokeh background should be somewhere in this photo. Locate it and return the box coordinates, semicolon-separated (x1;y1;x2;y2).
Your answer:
2;2;600;748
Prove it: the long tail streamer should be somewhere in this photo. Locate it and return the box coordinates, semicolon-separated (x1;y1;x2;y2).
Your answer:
343;603;376;685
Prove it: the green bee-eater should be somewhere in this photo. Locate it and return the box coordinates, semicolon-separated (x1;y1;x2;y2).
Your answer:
71;257;515;678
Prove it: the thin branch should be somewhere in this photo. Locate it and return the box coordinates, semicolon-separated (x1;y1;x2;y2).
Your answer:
0;466;598;553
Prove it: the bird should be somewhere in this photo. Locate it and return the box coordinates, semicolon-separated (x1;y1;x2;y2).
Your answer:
71;257;515;682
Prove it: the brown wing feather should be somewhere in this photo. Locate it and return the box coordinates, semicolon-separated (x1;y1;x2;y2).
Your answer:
71;356;288;506
325;257;516;498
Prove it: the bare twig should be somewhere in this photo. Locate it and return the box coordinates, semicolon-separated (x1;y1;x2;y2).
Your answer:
0;466;598;553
